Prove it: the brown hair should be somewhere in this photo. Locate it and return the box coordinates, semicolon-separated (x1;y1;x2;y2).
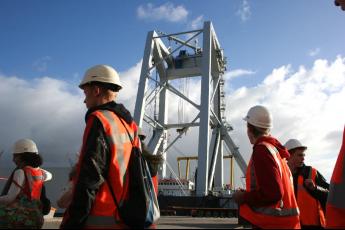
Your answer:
247;123;269;138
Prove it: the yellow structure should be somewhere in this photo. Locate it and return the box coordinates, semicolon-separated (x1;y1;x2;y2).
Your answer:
177;155;235;189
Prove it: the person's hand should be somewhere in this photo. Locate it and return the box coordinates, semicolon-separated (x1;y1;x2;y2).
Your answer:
304;179;316;191
233;189;246;205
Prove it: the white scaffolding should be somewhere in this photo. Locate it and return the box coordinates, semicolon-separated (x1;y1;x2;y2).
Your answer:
134;21;247;196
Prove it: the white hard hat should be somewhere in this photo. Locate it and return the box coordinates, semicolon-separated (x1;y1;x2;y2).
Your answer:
79;64;122;90
244;105;273;129
284;139;307;151
13;139;38;154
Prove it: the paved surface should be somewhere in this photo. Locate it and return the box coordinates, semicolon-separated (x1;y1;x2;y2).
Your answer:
43;217;244;229
157;217;243;229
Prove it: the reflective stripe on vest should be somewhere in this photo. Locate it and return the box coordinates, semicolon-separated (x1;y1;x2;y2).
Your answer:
248;143;298;217
240;141;300;229
78;109;139;224
23;166;44;200
100;110;133;187
297;167;325;227
326;126;345;228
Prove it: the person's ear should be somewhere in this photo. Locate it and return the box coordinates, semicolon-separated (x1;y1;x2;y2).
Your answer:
92;85;101;96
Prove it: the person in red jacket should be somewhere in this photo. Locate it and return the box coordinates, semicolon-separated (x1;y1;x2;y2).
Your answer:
233;105;300;229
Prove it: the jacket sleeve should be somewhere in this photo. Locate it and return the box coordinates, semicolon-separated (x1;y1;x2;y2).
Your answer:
243;145;284;207
0;169;25;205
306;170;329;210
60;118;110;229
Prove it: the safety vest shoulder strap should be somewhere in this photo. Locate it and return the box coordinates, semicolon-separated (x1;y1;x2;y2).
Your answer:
23;166;44;181
91;110;136;146
86;109;138;215
297;167;317;188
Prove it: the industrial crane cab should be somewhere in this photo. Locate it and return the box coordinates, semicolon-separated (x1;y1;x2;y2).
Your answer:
166;49;202;80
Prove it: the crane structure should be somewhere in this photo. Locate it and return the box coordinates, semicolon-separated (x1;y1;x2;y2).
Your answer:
134;21;247;196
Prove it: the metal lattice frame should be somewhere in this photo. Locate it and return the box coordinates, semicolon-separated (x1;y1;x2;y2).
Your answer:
134;21;247;196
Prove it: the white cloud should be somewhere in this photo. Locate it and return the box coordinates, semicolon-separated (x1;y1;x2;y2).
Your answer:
237;0;251;22
224;68;256;80
118;60;143;112
0;74;85;167
115;56;345;184
309;48;321;57
189;15;204;30
0;62;143;168
137;2;188;22
1;56;344;185
226;56;345;181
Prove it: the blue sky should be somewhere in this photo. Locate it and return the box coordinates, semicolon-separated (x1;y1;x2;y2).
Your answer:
1;0;344;86
0;0;345;184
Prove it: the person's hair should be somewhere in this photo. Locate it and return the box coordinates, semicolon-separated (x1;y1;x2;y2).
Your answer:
90;82;121;92
288;147;306;155
90;82;118;100
247;123;269;138
15;152;43;168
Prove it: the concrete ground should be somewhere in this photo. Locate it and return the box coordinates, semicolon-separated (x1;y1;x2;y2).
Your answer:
43;217;244;229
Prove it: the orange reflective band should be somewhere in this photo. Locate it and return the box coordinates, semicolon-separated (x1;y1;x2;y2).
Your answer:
77;109;139;221
240;141;300;229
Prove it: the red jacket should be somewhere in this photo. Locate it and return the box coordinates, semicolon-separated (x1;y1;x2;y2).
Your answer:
240;136;300;229
243;136;290;206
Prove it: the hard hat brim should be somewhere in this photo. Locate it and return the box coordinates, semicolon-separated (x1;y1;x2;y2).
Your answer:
79;81;122;91
288;146;307;151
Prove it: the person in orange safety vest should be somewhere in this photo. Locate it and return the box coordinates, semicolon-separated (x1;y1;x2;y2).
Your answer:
285;138;328;229
233;105;300;229
60;64;142;229
326;126;345;228
0;138;52;229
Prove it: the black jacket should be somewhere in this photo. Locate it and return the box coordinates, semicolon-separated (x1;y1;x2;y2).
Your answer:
292;164;329;211
60;101;133;229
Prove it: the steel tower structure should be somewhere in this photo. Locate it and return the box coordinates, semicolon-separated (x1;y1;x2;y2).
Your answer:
134;21;247;196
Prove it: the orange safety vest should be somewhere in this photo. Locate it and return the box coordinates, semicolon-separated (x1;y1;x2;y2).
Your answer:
326;126;345;229
152;175;158;196
240;142;300;229
78;110;139;229
296;167;326;227
22;166;44;200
